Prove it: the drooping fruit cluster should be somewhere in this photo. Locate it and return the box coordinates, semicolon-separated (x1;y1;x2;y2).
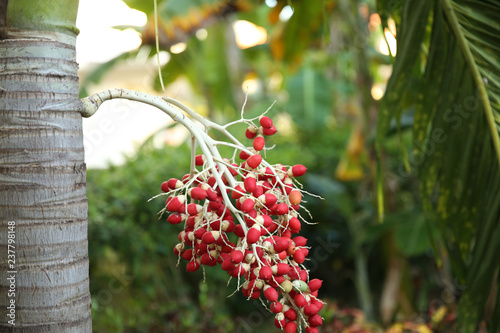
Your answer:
159;115;324;332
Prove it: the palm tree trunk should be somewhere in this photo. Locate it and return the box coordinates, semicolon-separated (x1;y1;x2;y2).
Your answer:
0;0;91;331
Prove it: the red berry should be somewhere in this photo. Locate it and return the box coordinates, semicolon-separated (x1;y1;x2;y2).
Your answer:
230;249;244;264
288;164;307;177
258;193;277;207
239;150;251;160
308;279;323;292
284;308;297;321
247;154;262;169
270;301;283;313
186;259;200;272
167;213;183;224
253;135;265;151
288;216;301;232
273;237;290;253
262;125;277;136
246;126;258;139
274;313;286;329
308;314;323;327
241;198;255;213
305;327;319;333
293;249;306;264
188;187;207;200
259;116;273;128
312;299;324;311
303;303;319;316
259;266;273;280
166;196;185;212
234;224;245;237
186;203;202;215
244;175;257;193
272;263;290;276
263;285;278;302
201;231;220;244
231;185;245;199
284;321;297;333
247;227;261;244
274;203;289;215
293;236;307;247
294;294;307;307
167;178;183;190
160;181;170;192
221;258;235;271
195;154;205;166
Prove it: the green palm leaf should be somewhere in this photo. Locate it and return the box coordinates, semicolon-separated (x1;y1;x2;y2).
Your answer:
376;0;500;330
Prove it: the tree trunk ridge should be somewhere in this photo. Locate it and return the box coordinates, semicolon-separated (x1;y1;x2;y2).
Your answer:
0;28;91;332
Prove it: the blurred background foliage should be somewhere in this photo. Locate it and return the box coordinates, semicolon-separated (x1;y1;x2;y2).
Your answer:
83;0;499;332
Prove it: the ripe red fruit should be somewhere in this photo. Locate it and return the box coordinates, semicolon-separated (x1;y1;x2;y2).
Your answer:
201;231;220;244
239;150;251;160
258;193;277;207
259;116;273;128
247;154;262;169
308;314;323;327
259;265;273;280
245;126;258;139
270;301;283;313
244;175;257;193
262;125;277;136
308;279;323;292
231;185;245;199
274;203;289;215
312;299;324;311
253;135;265;151
230;250;244;264
292;236;307;247
221;258;236;271
288;164;307;177
272;263;290;276
273;237;290;253
294;294;307;307
263;285;278;302
284;308;297;321
284;321;297;333
234;224;245;237
293;249;306;264
188;187;207;200
303;303;319;316
288;216;301;232
186;259;200;272
230;264;248;277
186;203;202;215
305;327;319;333
247;227;261;244
195;154;205;166
160;181;170;192
167;178;183;190
241;198;255;213
274;313;286;329
166;196;185;212
167;213;183;225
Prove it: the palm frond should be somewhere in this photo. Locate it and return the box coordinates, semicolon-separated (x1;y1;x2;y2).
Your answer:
376;0;500;330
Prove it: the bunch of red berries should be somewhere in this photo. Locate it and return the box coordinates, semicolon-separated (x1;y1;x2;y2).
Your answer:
159;115;324;332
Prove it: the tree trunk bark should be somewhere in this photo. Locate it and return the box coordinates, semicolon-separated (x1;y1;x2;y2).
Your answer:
0;0;91;331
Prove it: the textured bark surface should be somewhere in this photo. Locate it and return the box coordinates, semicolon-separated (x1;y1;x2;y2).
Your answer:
0;27;91;332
